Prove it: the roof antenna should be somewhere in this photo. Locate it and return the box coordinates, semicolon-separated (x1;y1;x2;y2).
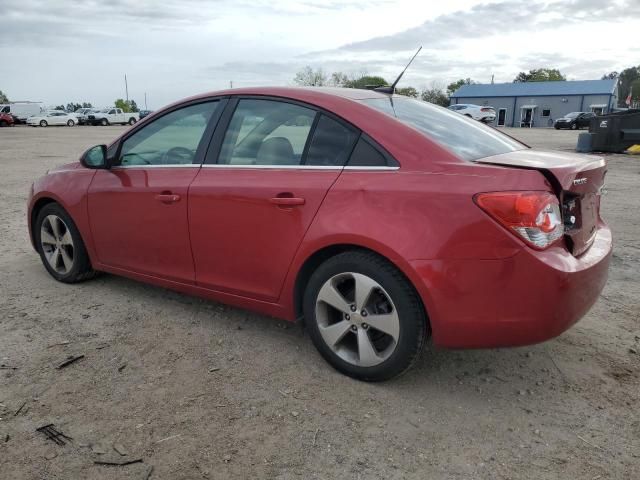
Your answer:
374;46;422;94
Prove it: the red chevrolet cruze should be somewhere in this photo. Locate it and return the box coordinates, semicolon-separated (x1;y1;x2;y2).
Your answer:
28;87;611;381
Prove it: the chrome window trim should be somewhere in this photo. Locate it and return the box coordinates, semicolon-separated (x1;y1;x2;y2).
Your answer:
112;164;201;169
200;164;343;170
343;166;399;171
110;164;400;171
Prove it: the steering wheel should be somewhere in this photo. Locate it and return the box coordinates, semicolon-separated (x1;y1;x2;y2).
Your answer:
162;146;194;164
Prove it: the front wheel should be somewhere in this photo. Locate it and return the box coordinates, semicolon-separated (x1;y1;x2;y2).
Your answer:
570;123;577;130
34;203;97;283
100;118;108;126
304;251;428;382
67;119;75;127
40;120;48;127
0;120;7;127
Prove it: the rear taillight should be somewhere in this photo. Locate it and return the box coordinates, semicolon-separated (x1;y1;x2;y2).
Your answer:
474;191;564;249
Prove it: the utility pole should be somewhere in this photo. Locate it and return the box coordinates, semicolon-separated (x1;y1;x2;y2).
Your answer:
124;74;129;103
230;80;233;89
144;92;147;110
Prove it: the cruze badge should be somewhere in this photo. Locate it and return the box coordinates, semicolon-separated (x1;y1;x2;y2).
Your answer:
573;178;588;185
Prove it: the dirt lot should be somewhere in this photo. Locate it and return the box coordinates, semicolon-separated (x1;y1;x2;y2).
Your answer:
1;125;638;479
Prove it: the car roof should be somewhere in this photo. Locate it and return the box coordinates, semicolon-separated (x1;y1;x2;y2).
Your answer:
185;86;394;104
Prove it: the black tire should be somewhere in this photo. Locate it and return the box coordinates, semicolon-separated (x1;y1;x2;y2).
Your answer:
67;119;75;127
554;126;560;130
100;118;108;126
128;117;136;125
34;203;97;283
0;120;7;127
570;123;577;130
303;250;428;382
40;120;48;127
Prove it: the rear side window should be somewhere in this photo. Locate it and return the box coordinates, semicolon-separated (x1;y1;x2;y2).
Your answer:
347;136;397;167
304;115;358;166
361;97;525;161
218;99;315;166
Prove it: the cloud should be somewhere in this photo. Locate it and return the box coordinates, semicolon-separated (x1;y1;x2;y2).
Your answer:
335;0;640;52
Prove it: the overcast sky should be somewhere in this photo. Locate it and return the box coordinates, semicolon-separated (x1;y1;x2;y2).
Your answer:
1;0;638;109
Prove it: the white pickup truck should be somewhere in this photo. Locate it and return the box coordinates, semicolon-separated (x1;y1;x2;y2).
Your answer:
87;108;139;126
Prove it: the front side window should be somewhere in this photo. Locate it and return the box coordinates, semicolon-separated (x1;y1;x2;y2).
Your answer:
361;97;525;161
119;101;219;166
218;99;316;166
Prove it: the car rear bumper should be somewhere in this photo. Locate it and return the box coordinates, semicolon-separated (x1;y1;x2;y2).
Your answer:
410;224;612;348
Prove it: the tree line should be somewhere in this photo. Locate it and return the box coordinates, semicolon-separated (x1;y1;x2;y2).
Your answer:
293;65;640;108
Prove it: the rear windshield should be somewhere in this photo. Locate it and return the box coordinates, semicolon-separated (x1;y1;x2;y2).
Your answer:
361;97;526;161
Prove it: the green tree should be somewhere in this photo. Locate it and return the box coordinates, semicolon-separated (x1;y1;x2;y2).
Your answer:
601;71;618;80
82;102;93;108
343;75;388;89
513;69;566;82
114;99;139;113
420;87;449;107
629;79;640;107
0;90;8;103
616;66;640;107
329;72;349;87
66;102;82;112
54;105;65;110
293;66;328;86
395;87;418;98
446;78;475;96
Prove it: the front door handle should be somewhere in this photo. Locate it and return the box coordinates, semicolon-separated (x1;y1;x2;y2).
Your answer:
155;193;181;204
269;196;305;207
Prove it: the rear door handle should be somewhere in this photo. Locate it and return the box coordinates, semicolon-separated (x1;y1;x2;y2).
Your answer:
269;196;305;207
155;193;181;204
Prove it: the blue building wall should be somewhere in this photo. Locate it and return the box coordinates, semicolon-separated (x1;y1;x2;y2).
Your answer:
451;93;615;127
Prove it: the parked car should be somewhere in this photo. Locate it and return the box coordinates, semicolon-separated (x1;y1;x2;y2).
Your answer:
73;108;99;125
554;112;595;130
0;112;15;127
0;102;45;123
448;103;496;123
86;108;139;126
138;109;153;119
27;87;611;381
27;111;78;127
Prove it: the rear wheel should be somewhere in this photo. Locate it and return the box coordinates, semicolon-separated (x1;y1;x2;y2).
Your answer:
67;119;75;127
304;251;428;381
570;123;577;130
128;117;136;125
40;120;48;127
34;203;97;283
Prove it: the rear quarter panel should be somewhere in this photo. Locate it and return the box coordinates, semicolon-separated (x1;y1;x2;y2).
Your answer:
280;162;555;326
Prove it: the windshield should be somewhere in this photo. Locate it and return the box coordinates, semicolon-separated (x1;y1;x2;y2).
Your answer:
100;108;110;113
565;112;581;118
361;97;525;161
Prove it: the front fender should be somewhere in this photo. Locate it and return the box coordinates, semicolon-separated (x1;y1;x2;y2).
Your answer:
28;166;97;262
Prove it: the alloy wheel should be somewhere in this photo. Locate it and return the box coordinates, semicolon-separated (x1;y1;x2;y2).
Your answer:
315;272;400;367
40;215;74;274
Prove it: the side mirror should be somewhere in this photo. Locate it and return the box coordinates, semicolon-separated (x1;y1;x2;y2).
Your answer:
80;144;109;169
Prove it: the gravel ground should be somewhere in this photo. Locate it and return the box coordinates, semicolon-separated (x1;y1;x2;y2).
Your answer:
1;125;638;479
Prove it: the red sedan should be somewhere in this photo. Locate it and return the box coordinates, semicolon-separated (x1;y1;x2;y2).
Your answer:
27;87;611;381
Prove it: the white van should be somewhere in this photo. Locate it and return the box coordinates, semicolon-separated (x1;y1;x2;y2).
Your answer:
0;102;46;123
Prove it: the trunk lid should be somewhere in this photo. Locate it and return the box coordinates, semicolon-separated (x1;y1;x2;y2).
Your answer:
474;149;606;256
